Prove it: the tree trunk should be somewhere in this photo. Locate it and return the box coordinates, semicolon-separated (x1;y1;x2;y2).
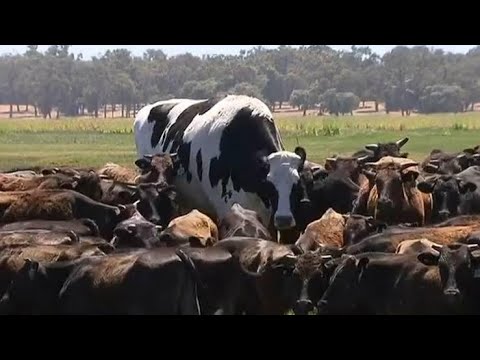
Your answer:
133;103;137;117
279;101;282;109
126;104;130;118
34;105;38;117
303;108;306;117
472;103;475;111
26;104;29;112
375;101;379;112
94;108;98;118
121;104;125;118
362;100;365;108
16;104;20;113
104;104;107;118
350;111;353;116
81;104;85;115
56;109;60;119
9;104;13;118
48;111;52;119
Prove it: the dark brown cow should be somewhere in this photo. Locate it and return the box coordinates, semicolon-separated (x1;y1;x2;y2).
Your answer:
0;257;88;314
218;203;271;240
0;218;100;236
0;190;130;240
135;184;180;226
53;248;200;315
417;243;480;313
316;252;453;315
352;137;410;162
111;209;163;249
0;242;107;308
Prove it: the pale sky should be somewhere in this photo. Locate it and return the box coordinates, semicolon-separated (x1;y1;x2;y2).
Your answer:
0;45;476;59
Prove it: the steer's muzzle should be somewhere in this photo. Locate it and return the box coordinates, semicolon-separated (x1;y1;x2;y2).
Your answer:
444;287;461;304
438;210;451;221
294;299;314;315
274;215;296;230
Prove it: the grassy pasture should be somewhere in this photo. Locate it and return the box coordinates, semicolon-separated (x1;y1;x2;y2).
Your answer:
0;113;480;170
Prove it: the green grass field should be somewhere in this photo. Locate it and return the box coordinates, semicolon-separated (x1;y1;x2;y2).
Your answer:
1;113;480;170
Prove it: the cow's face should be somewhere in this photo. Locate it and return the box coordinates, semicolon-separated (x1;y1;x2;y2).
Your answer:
343;215;387;247
317;255;368;315
136;183;179;227
0;260;55;315
418;243;480;307
264;148;310;230
364;137;409;161
418;176;476;222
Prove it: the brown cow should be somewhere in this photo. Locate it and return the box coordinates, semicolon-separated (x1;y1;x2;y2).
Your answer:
97;163;141;184
0;218;100;236
295;210;385;253
135;153;178;185
0;172;102;201
159;209;219;248
0;190;130;240
218;203;271;240
295;208;346;252
0;230;79;248
364;157;432;225
346;223;480;254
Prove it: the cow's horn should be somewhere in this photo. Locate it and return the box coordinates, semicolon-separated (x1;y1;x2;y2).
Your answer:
400;162;419;171
396;137;409;148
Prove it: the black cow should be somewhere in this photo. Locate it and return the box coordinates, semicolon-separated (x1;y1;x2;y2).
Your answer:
317;252;452;315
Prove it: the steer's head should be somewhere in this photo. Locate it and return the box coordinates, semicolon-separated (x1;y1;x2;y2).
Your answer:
259;147;311;231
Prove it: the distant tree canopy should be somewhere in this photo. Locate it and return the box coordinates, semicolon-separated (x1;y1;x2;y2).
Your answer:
1;45;480;118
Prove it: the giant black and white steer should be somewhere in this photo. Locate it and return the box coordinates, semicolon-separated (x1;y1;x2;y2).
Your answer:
134;95;311;231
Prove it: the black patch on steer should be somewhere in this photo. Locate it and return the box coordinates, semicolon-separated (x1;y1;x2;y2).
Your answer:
208;107;281;207
196;149;203;182
148;102;178;148
162;99;217;153
179;142;192;183
159;99;218;184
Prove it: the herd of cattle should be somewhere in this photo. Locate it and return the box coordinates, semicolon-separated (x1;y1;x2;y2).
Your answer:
2;95;480;315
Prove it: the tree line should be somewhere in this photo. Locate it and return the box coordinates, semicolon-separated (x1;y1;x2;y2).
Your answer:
1;45;480;118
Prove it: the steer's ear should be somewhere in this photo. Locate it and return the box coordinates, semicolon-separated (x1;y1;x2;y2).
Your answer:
294;147;307;171
135;158;152;170
458;180;477;194
417;251;440;266
417;181;435;194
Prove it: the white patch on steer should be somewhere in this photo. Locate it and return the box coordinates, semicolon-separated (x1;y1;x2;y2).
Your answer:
266;151;302;229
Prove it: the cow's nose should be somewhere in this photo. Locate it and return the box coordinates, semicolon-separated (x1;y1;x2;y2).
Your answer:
378;198;393;209
317;299;328;308
294;300;314;315
444;288;460;297
274;215;296;230
150;216;161;225
438;210;451;220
